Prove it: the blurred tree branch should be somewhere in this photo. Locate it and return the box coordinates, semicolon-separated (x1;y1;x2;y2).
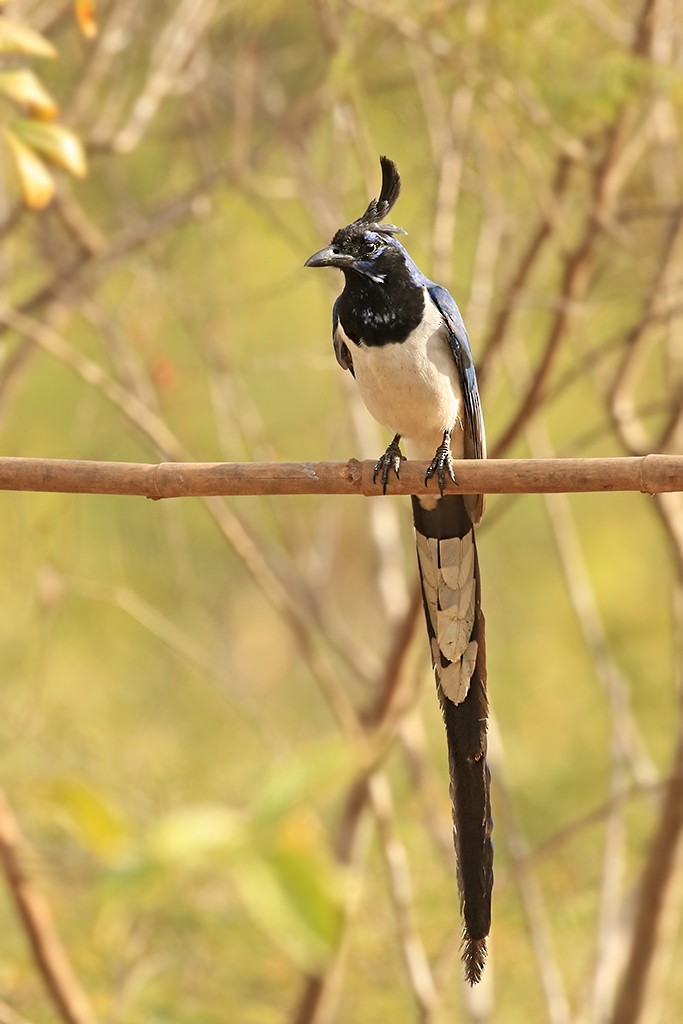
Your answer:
1;0;682;1020
0;787;99;1024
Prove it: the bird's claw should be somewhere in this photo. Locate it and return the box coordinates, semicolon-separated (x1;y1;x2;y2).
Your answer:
425;434;456;496
373;435;405;495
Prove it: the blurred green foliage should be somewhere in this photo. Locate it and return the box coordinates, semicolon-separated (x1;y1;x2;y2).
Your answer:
0;1;681;1023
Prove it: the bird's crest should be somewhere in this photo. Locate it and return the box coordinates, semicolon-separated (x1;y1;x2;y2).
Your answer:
352;155;406;236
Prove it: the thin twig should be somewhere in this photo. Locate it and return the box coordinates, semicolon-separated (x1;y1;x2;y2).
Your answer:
110;0;218;154
0;787;99;1024
368;773;437;1016
477;153;574;383
608;716;683;1024
491;0;659;455
608;210;683;455
488;718;573;1024
0;303;366;736
501;303;656;1020
500;775;682;880
0;998;38;1024
290;594;428;1024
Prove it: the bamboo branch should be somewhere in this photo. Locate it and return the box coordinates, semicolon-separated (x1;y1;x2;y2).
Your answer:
0;455;680;498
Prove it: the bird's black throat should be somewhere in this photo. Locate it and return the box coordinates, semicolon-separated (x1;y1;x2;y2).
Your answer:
336;271;424;347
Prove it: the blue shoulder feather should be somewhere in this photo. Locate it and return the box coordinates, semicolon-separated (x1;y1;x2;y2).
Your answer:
427;284;486;460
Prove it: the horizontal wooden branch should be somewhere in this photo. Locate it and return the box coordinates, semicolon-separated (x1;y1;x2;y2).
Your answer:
0;454;680;498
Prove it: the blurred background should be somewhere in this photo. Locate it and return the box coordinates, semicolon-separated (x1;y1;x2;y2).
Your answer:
0;1;681;1022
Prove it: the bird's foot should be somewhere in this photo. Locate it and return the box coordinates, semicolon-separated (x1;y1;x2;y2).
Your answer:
425;430;456;496
373;434;405;494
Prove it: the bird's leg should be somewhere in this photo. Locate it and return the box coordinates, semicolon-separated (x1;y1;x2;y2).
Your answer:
425;428;457;495
373;433;405;494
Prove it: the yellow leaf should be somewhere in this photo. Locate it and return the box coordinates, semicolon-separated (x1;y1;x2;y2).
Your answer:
45;777;132;860
12;119;87;178
74;0;97;38
0;16;56;57
0;70;58;119
4;129;54;209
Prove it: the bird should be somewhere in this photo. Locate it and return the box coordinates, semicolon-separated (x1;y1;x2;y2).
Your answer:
305;156;493;984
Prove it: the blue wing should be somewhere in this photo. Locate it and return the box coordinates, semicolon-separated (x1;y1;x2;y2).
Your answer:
332;296;355;376
427;284;486;461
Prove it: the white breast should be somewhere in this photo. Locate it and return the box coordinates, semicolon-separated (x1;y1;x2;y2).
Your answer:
340;288;465;461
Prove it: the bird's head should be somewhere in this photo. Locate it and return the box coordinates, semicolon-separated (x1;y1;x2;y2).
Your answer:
305;156;408;285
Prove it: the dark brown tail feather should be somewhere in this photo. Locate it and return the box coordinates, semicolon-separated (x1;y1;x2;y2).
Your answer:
411;494;494;985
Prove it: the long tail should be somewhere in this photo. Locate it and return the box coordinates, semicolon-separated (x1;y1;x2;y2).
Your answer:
411;493;493;985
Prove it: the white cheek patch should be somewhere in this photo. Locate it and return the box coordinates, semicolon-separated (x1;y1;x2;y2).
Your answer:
416;529;478;706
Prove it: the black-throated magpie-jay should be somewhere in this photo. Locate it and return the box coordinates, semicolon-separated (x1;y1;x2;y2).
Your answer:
305;156;492;984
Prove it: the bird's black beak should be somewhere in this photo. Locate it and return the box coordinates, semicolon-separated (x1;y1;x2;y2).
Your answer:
304;245;353;270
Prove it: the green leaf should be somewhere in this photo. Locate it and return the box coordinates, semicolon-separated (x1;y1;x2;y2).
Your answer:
45;777;132;859
237;799;346;971
142;798;346;971
271;844;345;954
12;119;87;177
4;128;54;209
251;739;354;826
0;16;56;58
0;70;58;119
232;844;345;971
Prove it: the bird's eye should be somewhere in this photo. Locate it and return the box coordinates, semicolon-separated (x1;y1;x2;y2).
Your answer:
364;240;380;257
